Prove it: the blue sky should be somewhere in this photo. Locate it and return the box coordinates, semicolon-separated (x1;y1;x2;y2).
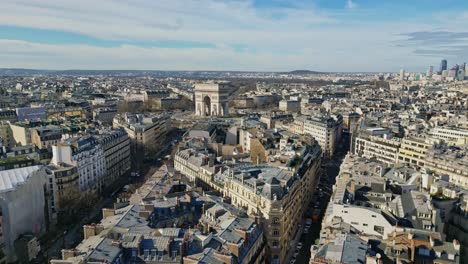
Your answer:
0;0;467;72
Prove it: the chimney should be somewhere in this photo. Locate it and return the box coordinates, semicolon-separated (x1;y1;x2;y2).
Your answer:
453;240;460;251
429;236;435;247
202;203;208;215
167;238;173;257
235;228;248;242
102;208;115;219
62;249;76;260
226;242;240;257
83;225;96;239
95;224;105;235
203;223;209;235
255;215;261;225
410;238;415;263
185;192;192;203
407;232;414;240
139;210;151;219
180;238;189;259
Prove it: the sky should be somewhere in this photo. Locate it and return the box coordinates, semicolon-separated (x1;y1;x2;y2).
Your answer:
0;0;468;72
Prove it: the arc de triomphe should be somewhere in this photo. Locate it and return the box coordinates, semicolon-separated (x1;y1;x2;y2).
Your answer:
194;82;230;117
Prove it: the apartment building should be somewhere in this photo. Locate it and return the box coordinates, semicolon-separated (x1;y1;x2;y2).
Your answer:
0;123;14;147
302;114;343;158
95;129;131;188
222;143;322;264
278;100;300;112
51;136;106;192
430;126;468;145
354;134;401;165
92;108;117;125
259;112;294;129
425;147;468;188
113;113;170;155
31;125;63;149
174;148;217;189
45;163;80;222
397;137;432;167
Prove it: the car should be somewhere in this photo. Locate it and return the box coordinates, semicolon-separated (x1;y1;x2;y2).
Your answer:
297;242;303;249
290;259;296;264
294;252;299;258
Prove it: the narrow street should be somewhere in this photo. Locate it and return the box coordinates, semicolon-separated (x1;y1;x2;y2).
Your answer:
294;135;349;264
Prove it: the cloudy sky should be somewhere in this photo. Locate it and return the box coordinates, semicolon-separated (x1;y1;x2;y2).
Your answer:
1;0;467;72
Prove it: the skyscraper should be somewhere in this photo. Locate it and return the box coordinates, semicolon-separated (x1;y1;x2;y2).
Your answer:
427;66;433;77
440;59;447;73
399;69;405;81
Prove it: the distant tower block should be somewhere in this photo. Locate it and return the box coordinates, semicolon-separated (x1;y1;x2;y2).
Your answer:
194;81;230;116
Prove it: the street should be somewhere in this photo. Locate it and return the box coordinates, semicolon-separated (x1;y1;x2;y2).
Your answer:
293;137;349;264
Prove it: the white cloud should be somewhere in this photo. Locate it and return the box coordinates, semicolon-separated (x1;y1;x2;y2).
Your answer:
0;38;435;72
346;0;357;9
0;0;464;71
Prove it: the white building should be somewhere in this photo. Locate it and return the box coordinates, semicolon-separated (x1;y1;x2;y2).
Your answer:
429;126;468;145
278;100;300;112
0;165;47;262
52;137;106;192
301;114;343;158
354;135;401;165
327;204;396;238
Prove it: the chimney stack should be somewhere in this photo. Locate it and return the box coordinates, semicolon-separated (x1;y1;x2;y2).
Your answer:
453;240;460;251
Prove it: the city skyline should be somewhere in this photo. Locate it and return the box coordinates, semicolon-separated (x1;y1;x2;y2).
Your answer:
1;0;468;72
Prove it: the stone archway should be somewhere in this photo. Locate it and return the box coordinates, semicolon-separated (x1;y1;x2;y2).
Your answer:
203;96;211;116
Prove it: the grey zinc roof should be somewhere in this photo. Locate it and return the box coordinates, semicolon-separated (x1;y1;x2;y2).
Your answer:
0;165;42;193
88;238;122;263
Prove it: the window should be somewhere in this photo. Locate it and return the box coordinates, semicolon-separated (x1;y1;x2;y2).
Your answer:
374;225;384;235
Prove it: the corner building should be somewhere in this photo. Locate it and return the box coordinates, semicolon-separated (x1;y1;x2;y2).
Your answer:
222;143;322;263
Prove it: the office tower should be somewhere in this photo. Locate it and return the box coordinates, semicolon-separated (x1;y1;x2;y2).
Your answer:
399;69;405;80
457;68;465;81
465;63;468;79
440;59;447;73
427;66;433;77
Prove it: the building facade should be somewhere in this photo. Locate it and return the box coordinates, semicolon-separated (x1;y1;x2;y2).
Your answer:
302;114;343;158
194;82;230;117
222;143;322;264
113;113;170;155
354;135;401;165
96;129;131;188
0;166;48;262
51;137;106;193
